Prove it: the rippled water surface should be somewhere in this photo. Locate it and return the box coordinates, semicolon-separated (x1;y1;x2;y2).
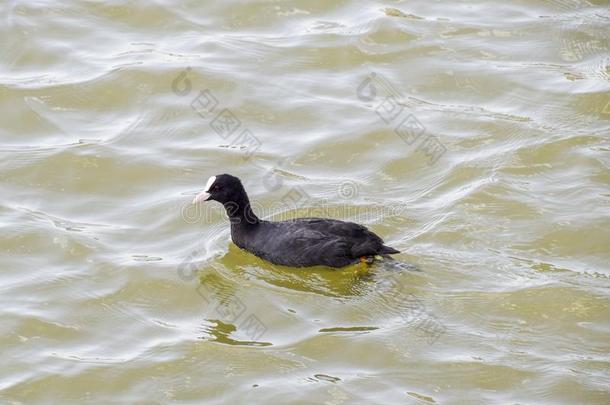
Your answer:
1;0;610;403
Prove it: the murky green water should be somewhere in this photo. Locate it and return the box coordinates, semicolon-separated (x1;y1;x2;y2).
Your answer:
1;0;609;403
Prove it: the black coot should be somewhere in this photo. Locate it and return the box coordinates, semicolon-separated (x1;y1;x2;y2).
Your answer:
192;174;400;268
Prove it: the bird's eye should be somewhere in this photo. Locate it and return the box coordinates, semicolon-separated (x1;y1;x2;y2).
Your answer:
213;185;221;192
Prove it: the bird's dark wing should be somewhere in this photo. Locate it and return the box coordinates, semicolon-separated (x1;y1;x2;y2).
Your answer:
249;223;353;267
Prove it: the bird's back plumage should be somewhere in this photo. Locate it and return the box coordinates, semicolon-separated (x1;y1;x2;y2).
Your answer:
233;217;399;268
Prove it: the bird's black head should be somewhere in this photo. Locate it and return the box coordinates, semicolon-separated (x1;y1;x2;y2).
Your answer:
192;173;247;206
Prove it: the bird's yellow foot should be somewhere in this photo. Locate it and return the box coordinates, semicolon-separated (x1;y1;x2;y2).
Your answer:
359;256;368;272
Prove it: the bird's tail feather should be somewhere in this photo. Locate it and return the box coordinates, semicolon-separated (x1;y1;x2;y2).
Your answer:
380;245;400;254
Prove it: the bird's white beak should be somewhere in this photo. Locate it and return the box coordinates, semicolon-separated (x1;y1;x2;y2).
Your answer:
192;190;211;204
192;175;217;204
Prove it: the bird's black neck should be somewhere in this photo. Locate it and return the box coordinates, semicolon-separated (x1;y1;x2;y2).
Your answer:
222;193;260;227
